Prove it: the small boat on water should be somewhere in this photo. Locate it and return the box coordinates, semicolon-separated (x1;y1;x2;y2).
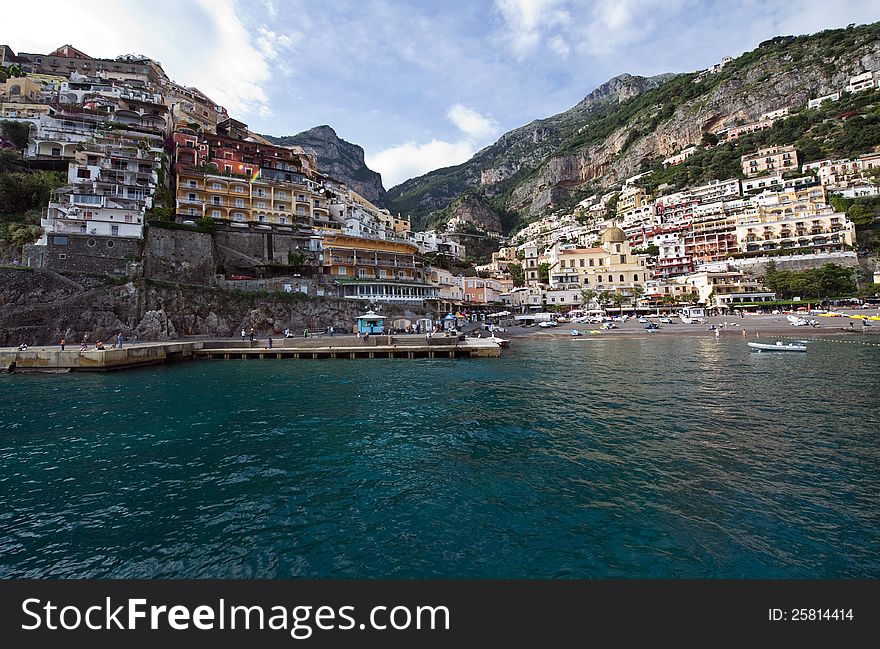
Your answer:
570;329;581;336
748;341;807;353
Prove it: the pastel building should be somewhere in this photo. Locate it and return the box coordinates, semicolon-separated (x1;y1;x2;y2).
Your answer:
741;145;798;177
322;234;436;304
552;227;649;293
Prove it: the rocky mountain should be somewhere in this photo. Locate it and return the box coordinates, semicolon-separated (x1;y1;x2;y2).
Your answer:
387;23;880;236
263;125;387;207
387;73;675;232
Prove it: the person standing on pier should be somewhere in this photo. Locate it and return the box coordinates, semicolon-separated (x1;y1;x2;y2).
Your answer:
268;337;273;349
117;332;124;349
241;328;246;342
60;337;65;351
133;331;139;345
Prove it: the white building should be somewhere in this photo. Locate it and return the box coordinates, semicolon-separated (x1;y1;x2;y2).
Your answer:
760;107;791;121
410;230;466;259
807;92;841;109
846;71;876;93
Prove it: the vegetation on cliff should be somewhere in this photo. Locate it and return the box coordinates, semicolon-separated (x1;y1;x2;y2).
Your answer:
386;22;880;237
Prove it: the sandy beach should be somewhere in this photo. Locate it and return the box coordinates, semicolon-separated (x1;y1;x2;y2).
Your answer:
498;309;880;341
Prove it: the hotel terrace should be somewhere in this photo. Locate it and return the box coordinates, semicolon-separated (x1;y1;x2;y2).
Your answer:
322;234;437;304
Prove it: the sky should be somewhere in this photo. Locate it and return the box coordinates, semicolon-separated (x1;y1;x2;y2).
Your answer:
3;0;880;188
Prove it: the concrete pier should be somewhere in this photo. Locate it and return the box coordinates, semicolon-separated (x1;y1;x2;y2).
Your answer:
1;336;501;372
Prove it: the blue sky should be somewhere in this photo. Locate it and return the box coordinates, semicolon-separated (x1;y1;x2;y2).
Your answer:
4;0;880;187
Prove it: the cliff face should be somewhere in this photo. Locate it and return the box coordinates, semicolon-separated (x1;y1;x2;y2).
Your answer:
263;126;387;207
506;34;880;214
0;269;427;346
387;23;880;234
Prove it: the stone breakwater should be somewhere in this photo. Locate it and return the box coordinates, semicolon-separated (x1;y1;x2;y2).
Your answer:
0;268;430;347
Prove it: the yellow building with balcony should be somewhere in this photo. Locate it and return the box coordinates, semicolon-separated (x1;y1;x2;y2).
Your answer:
175;166;329;228
736;185;856;254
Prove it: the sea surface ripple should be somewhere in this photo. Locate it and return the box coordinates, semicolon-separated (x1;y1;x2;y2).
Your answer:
0;337;878;578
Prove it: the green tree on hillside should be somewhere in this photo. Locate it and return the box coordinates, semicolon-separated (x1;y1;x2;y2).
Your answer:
538;262;550;284
508;262;525;287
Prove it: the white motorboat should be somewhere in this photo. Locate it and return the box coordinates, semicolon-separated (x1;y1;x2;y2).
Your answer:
748;341;807;353
570;329;581;336
786;315;810;326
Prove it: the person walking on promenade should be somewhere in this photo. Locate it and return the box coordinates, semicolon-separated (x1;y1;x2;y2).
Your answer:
249;328;255;343
241;328;246;342
329;325;334;337
117;332;123;349
133;331;139;345
267;337;273;349
60;337;66;351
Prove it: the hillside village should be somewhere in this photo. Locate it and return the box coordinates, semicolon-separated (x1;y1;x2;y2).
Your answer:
1;35;879;329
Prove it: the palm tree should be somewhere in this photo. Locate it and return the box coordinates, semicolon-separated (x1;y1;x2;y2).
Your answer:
599;290;615;311
630;285;645;308
580;288;598;308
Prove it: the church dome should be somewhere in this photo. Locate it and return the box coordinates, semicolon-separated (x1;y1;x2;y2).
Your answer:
599;226;627;244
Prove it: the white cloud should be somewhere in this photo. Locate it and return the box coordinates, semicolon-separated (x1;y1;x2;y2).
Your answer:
367;140;475;189
548;35;571;58
369;104;500;186
447;104;499;140
2;0;278;120
263;0;277;18
494;0;572;59
256;26;293;60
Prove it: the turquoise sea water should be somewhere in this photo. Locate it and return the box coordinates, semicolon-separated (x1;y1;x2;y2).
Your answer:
1;336;878;578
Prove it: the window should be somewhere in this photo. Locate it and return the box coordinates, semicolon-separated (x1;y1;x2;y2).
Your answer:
258;214;266;222
188;193;197;201
619;275;624;282
188;180;197;188
211;182;221;189
279;217;287;224
277;191;287;199
234;186;244;193
234;213;245;222
77;168;90;179
633;274;639;282
256;201;266;209
212;210;221;217
256;189;265;197
189;208;196;216
125;215;132;223
212;196;222;205
579;259;584;267
58;253;67;260
589;259;594;267
620;255;626;264
225;165;232;173
110;226;118;237
277;204;286;211
53;236;68;245
235;198;244;208
597;275;603;282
